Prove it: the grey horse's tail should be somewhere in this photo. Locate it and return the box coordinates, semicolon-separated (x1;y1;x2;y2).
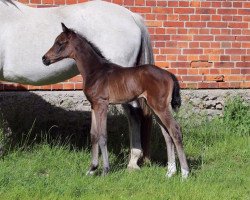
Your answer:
131;13;154;66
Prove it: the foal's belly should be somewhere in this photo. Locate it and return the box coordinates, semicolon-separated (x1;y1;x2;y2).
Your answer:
108;81;142;104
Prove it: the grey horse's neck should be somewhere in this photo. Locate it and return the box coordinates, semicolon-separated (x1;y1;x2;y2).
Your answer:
0;0;18;8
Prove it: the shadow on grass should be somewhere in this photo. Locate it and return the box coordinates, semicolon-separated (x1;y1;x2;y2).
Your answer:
0;91;205;173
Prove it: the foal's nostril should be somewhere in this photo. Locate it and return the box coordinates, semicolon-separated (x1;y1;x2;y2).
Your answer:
42;55;50;66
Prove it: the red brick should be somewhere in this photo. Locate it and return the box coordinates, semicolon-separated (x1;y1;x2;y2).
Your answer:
231;69;241;74
204;49;224;54
167;55;177;61
214;62;234;68
146;21;162;27
112;0;123;5
152;35;170;41
171;62;190;68
200;42;210;48
222;2;232;7
52;84;63;90
220;55;231;61
174;8;194;14
135;0;145;6
186;22;206;28
54;0;65;4
212;2;221;8
190;61;212;68
66;0;76;4
228;23;248;29
241;69;250;74
189;42;199;48
165;41;177;47
236;36;250;41
194;35;213;41
182;75;203;82
210;69;219;74
172;35;192;41
188;68;199;75
167;1;178;7
233;16;242;22
155;62;169;68
31;0;41;4
190;1;200;7
153;7;172;14
233;2;242;8
207;22;227;28
160;48;181;55
218;9;237;15
241;56;250;62
146;1;156;6
177;42;188;48
177;28;187;34
167;15;178;21
226;49;246;55
178;55;187;61
179;1;189;7
123;0;134;6
215;36;235;41
179;15;189;21
238;9;250;15
211;15;221;21
130;7;151;13
164;21;184;27
236;62;250;67
196;8;216;15
177;69;187;75
42;0;53;4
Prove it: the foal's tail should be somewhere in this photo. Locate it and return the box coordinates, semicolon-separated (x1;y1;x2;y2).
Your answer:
169;72;182;112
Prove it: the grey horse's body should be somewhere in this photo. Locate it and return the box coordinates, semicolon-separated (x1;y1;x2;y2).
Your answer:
0;0;156;170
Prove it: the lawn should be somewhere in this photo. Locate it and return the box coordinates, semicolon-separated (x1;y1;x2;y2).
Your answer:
0;98;249;200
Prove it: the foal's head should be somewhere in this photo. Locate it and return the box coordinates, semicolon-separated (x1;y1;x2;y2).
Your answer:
42;23;75;66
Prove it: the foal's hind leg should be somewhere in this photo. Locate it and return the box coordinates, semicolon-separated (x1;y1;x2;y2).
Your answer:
157;111;189;178
159;126;177;178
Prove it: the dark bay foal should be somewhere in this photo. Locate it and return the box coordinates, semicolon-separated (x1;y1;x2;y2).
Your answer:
42;23;189;178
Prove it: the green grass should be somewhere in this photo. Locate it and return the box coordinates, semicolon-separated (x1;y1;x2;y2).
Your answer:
0;98;249;200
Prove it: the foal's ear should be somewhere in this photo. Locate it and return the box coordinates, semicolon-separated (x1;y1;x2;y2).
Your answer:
61;23;70;33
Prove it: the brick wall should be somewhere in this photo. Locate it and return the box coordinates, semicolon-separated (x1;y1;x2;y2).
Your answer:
1;0;250;90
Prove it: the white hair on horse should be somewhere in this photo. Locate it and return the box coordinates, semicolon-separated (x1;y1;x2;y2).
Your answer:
0;0;159;172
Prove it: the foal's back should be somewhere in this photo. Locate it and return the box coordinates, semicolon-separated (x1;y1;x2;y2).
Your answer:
107;64;174;104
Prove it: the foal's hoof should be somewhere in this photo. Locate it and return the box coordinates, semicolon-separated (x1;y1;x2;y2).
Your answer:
86;170;96;176
166;170;177;178
101;167;109;176
127;163;140;171
181;168;189;180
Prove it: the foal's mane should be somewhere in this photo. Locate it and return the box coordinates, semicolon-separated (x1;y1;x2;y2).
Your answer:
69;28;110;63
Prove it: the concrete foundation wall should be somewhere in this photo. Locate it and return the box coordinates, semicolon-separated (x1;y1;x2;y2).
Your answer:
0;89;249;147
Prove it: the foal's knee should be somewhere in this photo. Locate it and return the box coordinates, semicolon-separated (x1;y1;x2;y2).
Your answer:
91;133;99;144
98;134;107;147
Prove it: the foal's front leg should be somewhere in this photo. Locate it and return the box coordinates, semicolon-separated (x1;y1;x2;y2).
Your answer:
87;102;109;176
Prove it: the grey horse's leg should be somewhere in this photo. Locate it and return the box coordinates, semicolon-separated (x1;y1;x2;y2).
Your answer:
160;126;177;177
122;101;143;170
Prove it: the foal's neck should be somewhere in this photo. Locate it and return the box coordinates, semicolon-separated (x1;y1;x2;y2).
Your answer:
72;35;106;79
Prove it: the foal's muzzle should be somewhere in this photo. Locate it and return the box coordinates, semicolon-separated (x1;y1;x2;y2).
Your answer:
42;55;51;66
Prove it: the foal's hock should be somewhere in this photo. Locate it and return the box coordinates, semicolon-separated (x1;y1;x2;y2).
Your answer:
43;23;189;178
